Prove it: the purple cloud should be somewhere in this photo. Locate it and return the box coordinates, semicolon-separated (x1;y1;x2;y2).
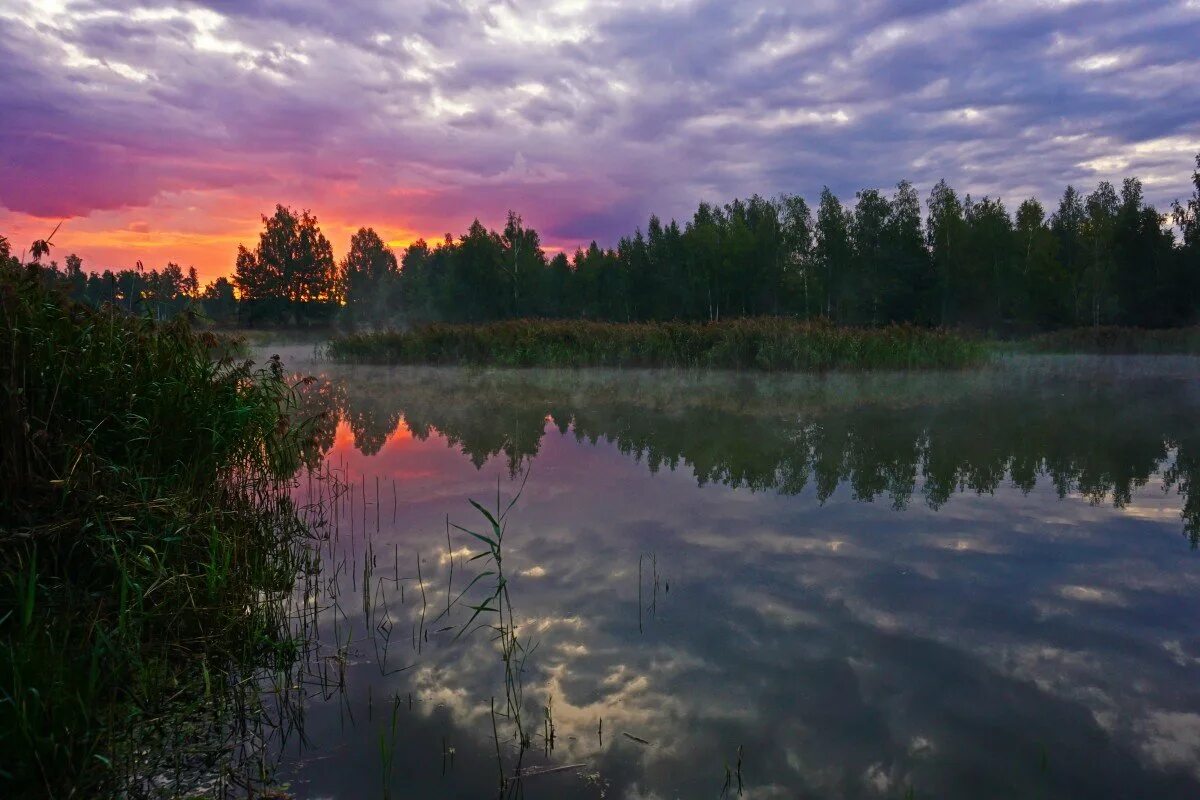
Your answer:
1;0;1198;255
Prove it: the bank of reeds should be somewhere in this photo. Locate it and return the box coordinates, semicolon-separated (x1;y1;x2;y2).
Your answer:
327;318;986;371
1022;326;1200;354
0;263;314;797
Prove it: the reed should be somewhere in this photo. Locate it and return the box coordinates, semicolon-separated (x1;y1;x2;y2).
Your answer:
1021;325;1200;354
327;318;987;371
0;263;315;796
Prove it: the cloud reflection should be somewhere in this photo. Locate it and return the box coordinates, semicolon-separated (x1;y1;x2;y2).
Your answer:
275;358;1200;798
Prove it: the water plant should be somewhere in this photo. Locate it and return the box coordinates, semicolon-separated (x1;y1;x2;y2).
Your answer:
326;318;987;371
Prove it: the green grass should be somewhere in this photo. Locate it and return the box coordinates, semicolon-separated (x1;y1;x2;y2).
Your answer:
327;318;987;371
1;263;315;797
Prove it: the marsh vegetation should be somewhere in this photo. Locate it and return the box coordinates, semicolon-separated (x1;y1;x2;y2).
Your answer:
0;263;317;796
326;318;986;371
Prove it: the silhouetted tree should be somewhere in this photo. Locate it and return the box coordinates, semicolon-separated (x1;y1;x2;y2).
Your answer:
234;205;338;324
342;227;398;325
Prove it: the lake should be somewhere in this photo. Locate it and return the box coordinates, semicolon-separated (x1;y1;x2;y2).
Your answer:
263;352;1200;799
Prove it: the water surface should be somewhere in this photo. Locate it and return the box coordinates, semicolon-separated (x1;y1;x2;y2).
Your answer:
270;354;1200;799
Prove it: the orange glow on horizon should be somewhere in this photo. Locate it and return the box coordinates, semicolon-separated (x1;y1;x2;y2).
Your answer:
0;200;434;286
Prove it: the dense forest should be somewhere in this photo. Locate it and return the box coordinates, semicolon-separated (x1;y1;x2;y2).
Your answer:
6;153;1200;331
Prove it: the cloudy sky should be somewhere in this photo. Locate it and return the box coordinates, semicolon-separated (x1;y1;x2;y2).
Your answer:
2;0;1199;281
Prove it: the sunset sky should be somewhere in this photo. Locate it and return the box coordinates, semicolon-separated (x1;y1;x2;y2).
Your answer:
2;0;1199;283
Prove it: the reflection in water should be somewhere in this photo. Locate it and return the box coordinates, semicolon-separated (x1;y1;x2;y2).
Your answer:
275;357;1200;798
301;363;1200;543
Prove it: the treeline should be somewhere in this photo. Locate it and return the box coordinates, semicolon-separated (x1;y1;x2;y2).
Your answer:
0;245;219;319
389;156;1200;330
0;211;307;326
6;153;1200;331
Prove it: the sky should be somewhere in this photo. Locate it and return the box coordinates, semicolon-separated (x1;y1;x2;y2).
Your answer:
1;0;1199;283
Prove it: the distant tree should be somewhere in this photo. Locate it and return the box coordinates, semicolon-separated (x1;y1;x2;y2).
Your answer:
1171;154;1200;323
544;251;573;317
814;188;853;320
685;203;725;321
342;227;398;325
851;188;891;323
499;211;546;317
1051;186;1087;326
1014;198;1064;326
963;196;1015;327
234;246;269;301
1110;178;1175;326
1174;154;1200;251
201;276;238;324
397;238;435;321
62;253;87;302
883;180;932;323
640;215;672;319
778;194;814;316
926;179;967;325
215;151;1200;330
1082;181;1120;327
234;205;338;324
184;266;200;299
453;220;506;322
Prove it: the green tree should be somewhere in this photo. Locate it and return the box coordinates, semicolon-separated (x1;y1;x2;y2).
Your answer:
1014;198;1064;326
1082;182;1119;327
1051;185;1087;325
1171;154;1200;323
883;180;932;323
926;179;967;325
499;211;546;317
778;194;815;316
814;188;853;320
342;227;398;325
234;205;338;323
850;188;890;323
963;196;1015;327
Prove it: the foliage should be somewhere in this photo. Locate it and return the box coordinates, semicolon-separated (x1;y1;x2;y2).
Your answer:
234;204;340;325
0;261;313;796
327;318;986;371
357;153;1200;332
342;226;400;326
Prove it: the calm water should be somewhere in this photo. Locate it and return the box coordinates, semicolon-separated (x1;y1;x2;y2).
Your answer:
267;353;1200;799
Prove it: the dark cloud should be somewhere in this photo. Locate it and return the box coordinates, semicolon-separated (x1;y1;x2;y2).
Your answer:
1;0;1198;248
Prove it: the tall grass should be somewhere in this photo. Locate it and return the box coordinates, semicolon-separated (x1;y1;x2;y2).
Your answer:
0;263;314;796
327;318;987;371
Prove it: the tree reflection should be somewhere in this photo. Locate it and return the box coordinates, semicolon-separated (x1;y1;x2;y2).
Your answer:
295;367;1200;545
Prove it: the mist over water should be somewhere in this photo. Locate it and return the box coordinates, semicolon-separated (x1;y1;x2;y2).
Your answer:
270;353;1200;799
